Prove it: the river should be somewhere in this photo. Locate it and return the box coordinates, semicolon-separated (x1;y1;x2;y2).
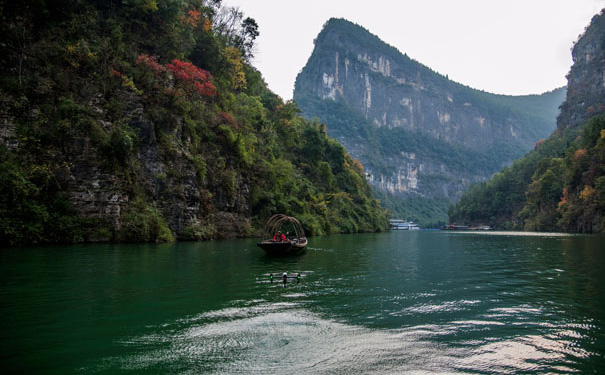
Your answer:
1;231;604;374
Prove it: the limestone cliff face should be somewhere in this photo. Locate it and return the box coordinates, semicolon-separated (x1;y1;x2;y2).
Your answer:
307;49;515;151
558;11;605;129
294;18;566;219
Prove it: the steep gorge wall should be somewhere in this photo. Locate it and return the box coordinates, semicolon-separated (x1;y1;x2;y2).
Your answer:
0;3;389;246
312;49;521;151
558;11;605;129
295;19;565;209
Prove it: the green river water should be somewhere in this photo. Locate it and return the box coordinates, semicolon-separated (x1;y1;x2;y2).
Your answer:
1;230;604;374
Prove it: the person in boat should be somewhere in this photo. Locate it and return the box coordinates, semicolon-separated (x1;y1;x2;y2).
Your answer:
273;231;287;242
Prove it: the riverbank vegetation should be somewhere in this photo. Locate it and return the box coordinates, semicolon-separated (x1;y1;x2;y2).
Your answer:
449;116;605;232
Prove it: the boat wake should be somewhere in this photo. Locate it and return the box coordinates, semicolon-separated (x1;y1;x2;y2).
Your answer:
85;300;587;374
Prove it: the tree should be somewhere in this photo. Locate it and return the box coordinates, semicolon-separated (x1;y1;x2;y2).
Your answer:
212;6;258;60
240;17;258;60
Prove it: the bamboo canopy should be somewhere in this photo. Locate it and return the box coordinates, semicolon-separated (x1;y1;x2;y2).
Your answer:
261;214;306;241
258;214;307;255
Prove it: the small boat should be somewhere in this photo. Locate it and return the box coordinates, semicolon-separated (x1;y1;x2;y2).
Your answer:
257;214;308;256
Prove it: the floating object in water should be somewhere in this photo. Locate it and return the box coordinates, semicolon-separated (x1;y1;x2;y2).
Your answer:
269;272;301;285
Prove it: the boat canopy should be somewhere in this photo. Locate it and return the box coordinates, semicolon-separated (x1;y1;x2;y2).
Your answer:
261;214;306;242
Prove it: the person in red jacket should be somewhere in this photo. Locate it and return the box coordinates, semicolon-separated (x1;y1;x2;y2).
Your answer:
273;231;287;242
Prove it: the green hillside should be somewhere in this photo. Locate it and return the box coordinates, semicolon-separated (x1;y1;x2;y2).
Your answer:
449;115;605;232
0;0;387;245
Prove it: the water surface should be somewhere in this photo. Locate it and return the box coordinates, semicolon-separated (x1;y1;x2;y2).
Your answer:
1;231;604;374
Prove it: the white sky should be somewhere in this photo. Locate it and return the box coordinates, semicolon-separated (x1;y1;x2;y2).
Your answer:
223;0;604;100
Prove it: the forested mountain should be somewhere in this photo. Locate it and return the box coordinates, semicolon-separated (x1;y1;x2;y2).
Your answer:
449;9;605;233
0;0;387;246
294;18;565;227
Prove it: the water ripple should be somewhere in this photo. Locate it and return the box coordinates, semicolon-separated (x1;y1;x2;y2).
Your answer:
96;303;465;374
87;298;599;374
399;300;482;315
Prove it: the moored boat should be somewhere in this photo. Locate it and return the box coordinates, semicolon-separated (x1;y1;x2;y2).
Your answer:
390;219;420;230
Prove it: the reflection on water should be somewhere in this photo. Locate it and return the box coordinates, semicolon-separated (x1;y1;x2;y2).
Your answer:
1;231;605;374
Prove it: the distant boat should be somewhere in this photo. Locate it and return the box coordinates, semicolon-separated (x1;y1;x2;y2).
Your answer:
257;214;308;256
390;220;420;230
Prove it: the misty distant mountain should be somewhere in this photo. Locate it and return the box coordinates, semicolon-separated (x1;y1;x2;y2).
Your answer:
294;18;566;226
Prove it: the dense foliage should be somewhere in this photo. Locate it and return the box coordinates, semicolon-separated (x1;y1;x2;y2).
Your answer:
449;116;605;232
0;0;387;245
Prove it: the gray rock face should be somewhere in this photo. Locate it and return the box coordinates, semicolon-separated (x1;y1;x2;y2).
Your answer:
315;51;524;151
45;97;250;241
294;18;565;217
557;11;605;129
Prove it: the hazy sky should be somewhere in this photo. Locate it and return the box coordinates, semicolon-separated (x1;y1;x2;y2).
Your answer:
222;0;603;100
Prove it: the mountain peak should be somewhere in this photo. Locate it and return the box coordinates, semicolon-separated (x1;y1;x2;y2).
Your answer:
558;9;605;129
294;18;565;226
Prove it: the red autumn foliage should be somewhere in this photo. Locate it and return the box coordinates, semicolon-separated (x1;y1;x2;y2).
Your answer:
218;111;237;129
136;54;165;74
165;59;216;97
352;158;365;173
136;54;216;97
534;139;544;149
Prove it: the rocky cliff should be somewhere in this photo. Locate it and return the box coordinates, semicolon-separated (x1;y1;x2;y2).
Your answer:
294;18;566;225
558;11;605;129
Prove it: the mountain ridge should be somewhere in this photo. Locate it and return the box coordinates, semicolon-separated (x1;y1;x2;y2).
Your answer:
294;17;566;226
